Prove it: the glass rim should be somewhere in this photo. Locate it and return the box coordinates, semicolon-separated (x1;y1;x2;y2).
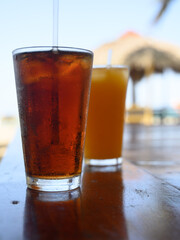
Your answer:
93;65;129;70
12;46;93;56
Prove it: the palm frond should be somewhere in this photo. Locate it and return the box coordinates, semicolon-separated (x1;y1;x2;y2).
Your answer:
153;0;173;23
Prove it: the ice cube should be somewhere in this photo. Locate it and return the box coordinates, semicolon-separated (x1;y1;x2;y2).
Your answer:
20;58;53;84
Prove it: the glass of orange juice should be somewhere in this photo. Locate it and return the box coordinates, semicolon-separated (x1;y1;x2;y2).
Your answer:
84;65;129;166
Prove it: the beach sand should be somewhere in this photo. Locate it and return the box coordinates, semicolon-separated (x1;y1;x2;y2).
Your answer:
0;117;18;160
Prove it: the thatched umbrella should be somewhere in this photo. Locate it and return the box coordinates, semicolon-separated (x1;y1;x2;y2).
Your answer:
124;46;180;104
94;31;180;73
124;46;180;77
93;31;180;104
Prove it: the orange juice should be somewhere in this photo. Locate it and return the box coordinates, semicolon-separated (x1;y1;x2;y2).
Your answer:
84;66;129;165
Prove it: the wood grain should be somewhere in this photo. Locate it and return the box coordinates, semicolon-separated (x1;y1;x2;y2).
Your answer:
0;125;180;240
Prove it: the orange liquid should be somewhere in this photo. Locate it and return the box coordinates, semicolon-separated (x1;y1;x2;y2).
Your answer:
84;67;128;159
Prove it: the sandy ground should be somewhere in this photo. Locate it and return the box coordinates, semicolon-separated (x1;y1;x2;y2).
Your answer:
0;117;18;160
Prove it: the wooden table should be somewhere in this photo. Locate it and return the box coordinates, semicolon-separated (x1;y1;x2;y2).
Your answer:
0;125;180;240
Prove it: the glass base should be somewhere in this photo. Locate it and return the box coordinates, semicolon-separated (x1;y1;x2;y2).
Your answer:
27;188;81;202
26;175;81;192
85;157;122;166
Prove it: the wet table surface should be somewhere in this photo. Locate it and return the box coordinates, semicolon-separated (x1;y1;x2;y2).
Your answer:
0;125;180;240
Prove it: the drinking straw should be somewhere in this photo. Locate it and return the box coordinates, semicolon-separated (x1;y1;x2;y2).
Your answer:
53;0;59;48
51;0;60;144
107;49;112;67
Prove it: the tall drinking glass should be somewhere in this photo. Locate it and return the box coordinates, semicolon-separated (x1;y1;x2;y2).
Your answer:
84;65;129;166
13;46;93;191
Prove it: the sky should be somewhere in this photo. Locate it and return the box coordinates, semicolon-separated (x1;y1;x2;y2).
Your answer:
1;0;180;116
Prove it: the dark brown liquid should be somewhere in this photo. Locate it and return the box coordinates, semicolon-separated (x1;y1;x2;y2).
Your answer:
13;49;93;179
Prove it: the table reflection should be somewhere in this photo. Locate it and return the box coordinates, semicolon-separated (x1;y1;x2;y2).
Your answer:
23;188;82;240
23;165;128;239
81;165;128;239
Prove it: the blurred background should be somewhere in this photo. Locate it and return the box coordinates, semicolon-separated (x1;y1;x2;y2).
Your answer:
1;0;180;157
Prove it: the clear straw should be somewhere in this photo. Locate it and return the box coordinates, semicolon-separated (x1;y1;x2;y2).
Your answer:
107;49;112;68
53;0;59;49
